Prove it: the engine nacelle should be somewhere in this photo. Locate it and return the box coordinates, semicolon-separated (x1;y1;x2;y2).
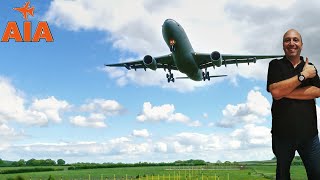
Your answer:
143;55;157;70
210;51;222;67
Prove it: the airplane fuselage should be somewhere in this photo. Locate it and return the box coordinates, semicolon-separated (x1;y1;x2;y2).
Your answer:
162;19;203;81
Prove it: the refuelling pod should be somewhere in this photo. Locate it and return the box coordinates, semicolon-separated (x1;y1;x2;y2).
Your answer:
143;55;157;70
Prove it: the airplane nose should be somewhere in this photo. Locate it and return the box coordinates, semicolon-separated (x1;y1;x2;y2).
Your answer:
163;19;175;26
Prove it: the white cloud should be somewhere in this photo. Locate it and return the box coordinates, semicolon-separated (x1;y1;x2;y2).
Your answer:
80;99;124;116
230;124;271;148
217;90;271;128
154;142;167;153
132;129;150;138
137;102;175;122
0;77;69;126
0;123;26;151
188;120;202;127
31;96;70;123
69;113;107;128
1;123;273;163
203;113;208;119
71;99;124;128
136;102;200;126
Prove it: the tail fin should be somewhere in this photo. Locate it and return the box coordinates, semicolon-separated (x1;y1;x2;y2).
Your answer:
28;7;35;17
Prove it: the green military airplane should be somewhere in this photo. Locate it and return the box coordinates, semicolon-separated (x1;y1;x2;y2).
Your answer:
105;19;283;83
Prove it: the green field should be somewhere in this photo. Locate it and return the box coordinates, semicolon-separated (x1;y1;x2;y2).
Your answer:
0;165;308;180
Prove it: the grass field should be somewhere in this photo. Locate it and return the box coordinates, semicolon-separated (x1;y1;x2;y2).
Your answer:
0;165;308;180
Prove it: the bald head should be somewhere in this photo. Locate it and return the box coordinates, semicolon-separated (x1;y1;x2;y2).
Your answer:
283;29;303;43
282;29;303;60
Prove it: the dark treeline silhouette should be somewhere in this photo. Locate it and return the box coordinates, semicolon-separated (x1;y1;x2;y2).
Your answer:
0;158;65;167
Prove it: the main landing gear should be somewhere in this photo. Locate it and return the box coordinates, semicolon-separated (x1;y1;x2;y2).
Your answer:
166;69;175;83
202;69;210;81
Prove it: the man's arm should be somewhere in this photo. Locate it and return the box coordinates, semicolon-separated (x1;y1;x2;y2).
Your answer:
268;58;316;100
269;76;302;100
285;86;320;100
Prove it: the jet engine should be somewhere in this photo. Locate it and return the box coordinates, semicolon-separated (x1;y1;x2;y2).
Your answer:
143;55;157;70
210;51;222;67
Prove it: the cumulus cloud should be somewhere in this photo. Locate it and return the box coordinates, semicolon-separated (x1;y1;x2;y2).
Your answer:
136;102;200;126
217;90;271;128
203;113;208;119
69;113;107;128
132;129;150;138
230;124;271;148
2;124;273;163
0;77;69;126
30;96;70;123
154;142;168;153
80;99;124;116
69;99;125;128
0;123;25;147
225;0;320;68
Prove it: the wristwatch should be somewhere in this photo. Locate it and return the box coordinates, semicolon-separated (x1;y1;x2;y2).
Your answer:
298;73;305;82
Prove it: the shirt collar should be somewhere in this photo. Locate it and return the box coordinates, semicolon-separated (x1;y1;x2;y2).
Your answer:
283;56;304;68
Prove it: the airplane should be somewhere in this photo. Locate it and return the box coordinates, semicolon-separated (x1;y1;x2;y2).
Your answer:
105;19;283;83
13;1;34;21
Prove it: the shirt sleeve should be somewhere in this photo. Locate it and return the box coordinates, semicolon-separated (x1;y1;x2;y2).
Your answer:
311;74;320;88
267;59;282;92
307;62;320;88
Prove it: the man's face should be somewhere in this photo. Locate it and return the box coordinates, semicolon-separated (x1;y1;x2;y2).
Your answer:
283;30;303;59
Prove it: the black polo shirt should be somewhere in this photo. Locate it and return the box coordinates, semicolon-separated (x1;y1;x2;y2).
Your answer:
267;56;320;140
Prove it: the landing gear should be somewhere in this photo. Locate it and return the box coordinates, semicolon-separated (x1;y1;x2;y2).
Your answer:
202;69;210;81
166;70;174;83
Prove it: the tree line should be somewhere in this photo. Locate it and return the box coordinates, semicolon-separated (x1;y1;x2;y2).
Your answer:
0;158;65;167
0;158;245;168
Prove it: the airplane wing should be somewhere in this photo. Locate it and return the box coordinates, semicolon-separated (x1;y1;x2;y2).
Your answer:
105;54;178;70
192;52;283;69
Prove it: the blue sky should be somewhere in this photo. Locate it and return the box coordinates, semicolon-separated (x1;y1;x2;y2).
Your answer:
1;0;320;163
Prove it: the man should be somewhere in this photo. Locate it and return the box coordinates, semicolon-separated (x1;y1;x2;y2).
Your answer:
267;29;320;179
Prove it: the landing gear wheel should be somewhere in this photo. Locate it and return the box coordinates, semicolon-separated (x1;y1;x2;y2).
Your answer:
166;71;174;83
206;72;210;81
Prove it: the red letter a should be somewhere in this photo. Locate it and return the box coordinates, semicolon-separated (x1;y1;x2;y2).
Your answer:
1;22;23;42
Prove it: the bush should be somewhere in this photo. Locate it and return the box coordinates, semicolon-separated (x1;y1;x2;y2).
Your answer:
6;176;25;180
48;175;55;180
1;168;63;174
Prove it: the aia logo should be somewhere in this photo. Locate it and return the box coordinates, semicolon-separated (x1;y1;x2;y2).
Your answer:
1;1;54;42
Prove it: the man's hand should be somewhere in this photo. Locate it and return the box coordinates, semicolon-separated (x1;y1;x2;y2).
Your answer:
301;57;317;79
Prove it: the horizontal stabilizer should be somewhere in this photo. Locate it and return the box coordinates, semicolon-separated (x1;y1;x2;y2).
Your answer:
176;75;227;79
